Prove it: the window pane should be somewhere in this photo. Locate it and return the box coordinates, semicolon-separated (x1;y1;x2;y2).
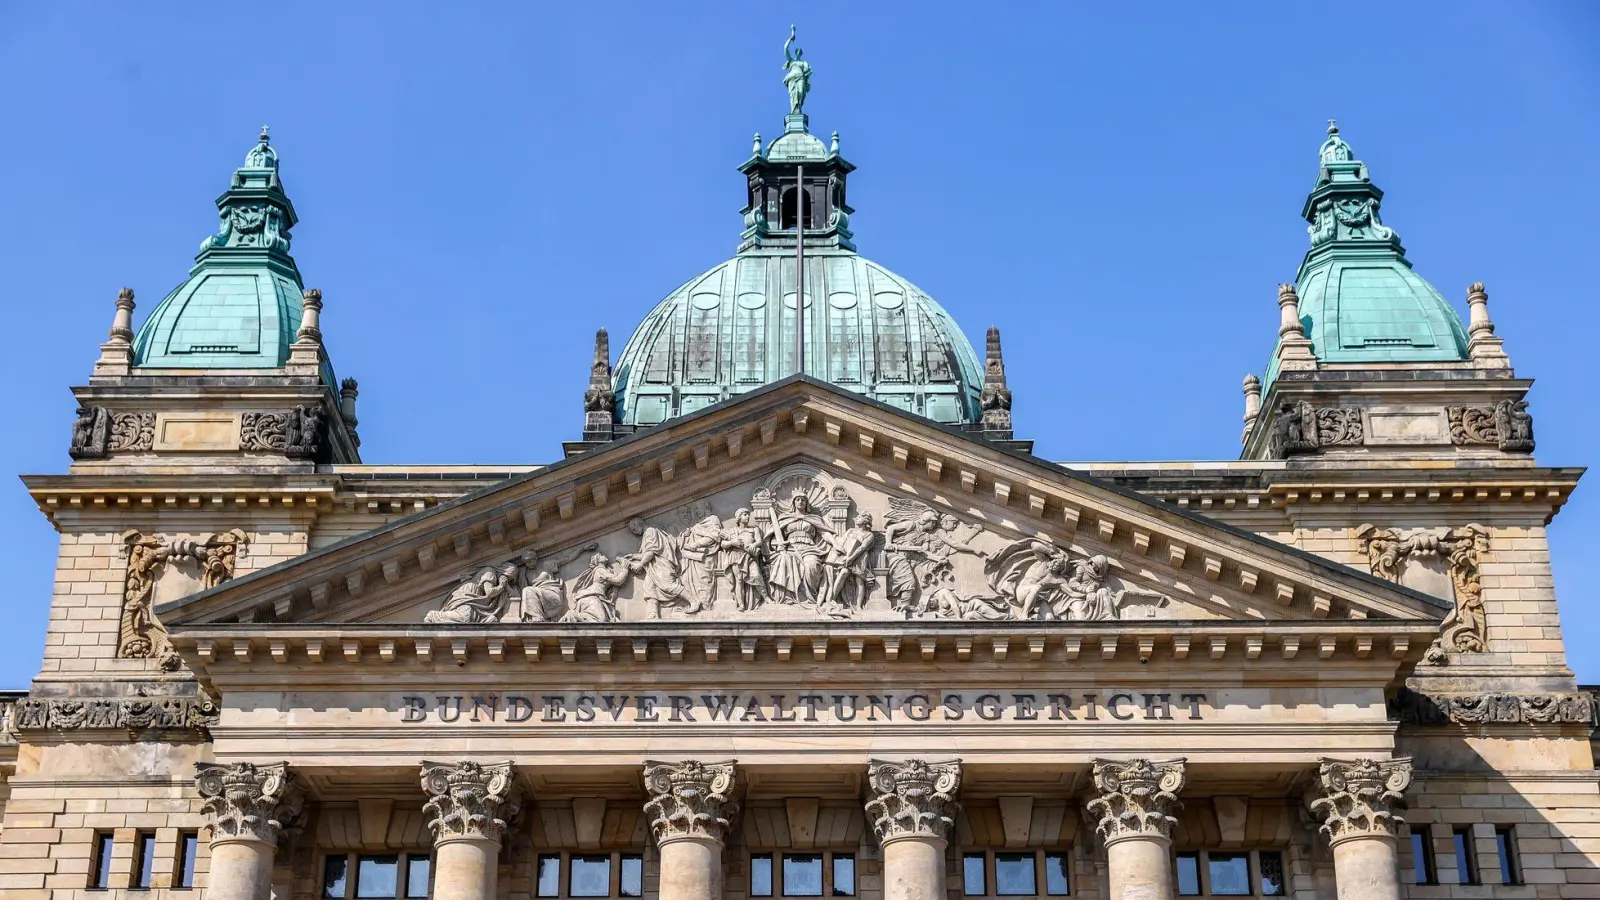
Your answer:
620;854;644;898
1496;828;1518;886
135;832;157;889
1044;853;1070;896
1176;852;1201;897
357;855;400;899
995;854;1037;896
1208;853;1251;896
1258;852;1286;897
752;854;775;897
1454;829;1478;885
1410;833;1433;885
571;855;613;898
963;853;987;896
324;855;350;899
406;856;431;898
536;855;561;898
179;833;199;889
93;833;115;890
833;854;856;897
783;853;824;896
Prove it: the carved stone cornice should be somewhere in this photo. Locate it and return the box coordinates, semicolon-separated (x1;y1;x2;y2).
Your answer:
643;759;739;845
1389;687;1595;726
864;758;962;844
1308;757;1412;845
13;696;218;737
1354;523;1488;664
1086;757;1186;844
421;760;521;845
195;761;303;846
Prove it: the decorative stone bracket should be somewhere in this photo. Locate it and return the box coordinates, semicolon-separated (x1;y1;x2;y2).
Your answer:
1307;757;1412;845
1354;523;1488;664
865;758;962;844
643;759;740;845
421;760;522;845
1086;757;1187;844
196;761;304;846
117;529;248;669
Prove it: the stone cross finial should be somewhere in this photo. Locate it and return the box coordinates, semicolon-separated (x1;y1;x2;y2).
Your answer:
195;761;303;846
1274;284;1317;369
1308;757;1412;844
1086;758;1187;844
1241;374;1262;445
421;760;521;845
980;325;1013;439
584;328;617;442
296;289;323;344
864;758;962;844
1465;281;1510;368
643;759;740;844
109;287;136;343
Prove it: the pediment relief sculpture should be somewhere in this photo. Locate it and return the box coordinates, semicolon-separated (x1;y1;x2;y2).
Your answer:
419;465;1177;624
1354;523;1487;664
118;528;248;668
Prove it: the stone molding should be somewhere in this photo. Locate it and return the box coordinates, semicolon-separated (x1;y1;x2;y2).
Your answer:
864;758;962;845
12;695;218;736
118;529;248;668
1354;523;1488;664
195;761;303;846
643;759;740;845
1389;688;1595;726
1447;400;1534;453
1308;757;1412;845
1086;757;1186;844
421;760;521;845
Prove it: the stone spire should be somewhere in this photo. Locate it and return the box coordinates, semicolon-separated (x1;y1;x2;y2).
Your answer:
980;325;1013;440
1465;281;1511;368
92;287;137;377
1273;283;1316;372
584;328;616;442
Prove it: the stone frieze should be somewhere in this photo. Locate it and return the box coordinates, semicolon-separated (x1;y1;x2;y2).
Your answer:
11;695;220;736
1388;688;1595;726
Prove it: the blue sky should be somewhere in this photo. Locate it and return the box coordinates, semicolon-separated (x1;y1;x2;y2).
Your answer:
1;4;1597;687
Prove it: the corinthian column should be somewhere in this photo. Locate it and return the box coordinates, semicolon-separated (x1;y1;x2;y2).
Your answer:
644;760;740;900
1086;758;1187;900
195;762;302;900
1308;758;1413;900
865;759;962;900
422;761;521;900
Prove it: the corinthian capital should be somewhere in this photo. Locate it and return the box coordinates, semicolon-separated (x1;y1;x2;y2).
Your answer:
1086;758;1186;844
421;760;521;844
643;759;740;844
195;761;303;846
1309;757;1412;844
864;758;962;844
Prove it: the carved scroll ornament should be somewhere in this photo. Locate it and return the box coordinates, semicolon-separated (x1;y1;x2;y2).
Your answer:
1271;402;1364;458
643;759;740;844
240;405;327;459
117;529;248;669
1354;523;1488;664
1448;400;1534;453
1086;757;1187;843
864;758;962;844
196;761;303;846
421;760;521;844
69;407;157;459
1308;757;1412;844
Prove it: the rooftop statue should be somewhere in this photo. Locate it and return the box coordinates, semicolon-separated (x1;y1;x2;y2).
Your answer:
783;25;811;115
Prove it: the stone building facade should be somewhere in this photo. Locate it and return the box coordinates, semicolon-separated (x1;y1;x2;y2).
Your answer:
2;37;1595;900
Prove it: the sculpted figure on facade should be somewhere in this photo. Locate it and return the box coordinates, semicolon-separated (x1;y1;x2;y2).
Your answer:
563;553;632;622
983;539;1166;621
421;760;521;844
118;529;248;668
1086;758;1187;843
1307;757;1412;843
820;513;878;613
69;404;111;459
195;761;303;846
720;508;770;611
424;561;522;624
240;404;326;459
767;490;836;605
630;516;703;617
1354;523;1489;663
864;758;962;843
1448;399;1534;453
781;26;811;116
643;759;740;844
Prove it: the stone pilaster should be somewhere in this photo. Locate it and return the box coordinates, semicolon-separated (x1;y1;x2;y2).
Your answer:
865;758;962;900
422;760;521;900
195;761;303;900
1308;757;1412;900
644;759;740;900
1086;758;1186;900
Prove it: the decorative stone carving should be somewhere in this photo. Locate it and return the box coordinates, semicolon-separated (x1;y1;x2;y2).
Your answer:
240;405;326;459
1271;401;1364;457
195;761;303;845
1388;688;1596;726
69;404;110;459
1447;400;1534;453
1354;523;1488;663
1308;758;1412;844
117;529;249;668
421;760;521;844
1086;758;1187;843
12;695;219;735
584;328;617;442
982;539;1168;622
423;543;599;624
864;758;962;844
108;412;156;452
643;759;739;844
980;325;1013;439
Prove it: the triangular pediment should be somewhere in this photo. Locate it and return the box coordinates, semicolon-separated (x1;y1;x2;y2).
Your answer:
159;377;1449;632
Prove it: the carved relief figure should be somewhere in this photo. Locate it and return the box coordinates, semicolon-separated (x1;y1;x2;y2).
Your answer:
720;508;770;611
629;517;700;617
424;562;521;624
766;492;834;605
516;543;597;623
69;405;110;459
820;513;878;613
679;515;726;608
562;554;632;623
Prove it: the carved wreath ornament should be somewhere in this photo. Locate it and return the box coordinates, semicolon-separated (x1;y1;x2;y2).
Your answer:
642;759;739;844
1086;757;1187;843
421;760;520;844
1308;757;1412;844
195;761;302;846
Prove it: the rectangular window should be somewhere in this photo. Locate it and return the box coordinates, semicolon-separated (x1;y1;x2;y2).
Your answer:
406;856;432;899
1410;832;1436;885
995;853;1037;896
963;853;988;896
620;854;644;898
1453;827;1480;885
131;831;157;890
356;854;401;898
90;832;115;890
1176;852;1202;897
570;855;613;898
832;853;856;897
537;854;563;898
1044;852;1070;896
176;832;199;890
783;853;824;897
1495;827;1520;886
1207;853;1251;896
1257;852;1285;897
751;853;775;898
324;855;351;899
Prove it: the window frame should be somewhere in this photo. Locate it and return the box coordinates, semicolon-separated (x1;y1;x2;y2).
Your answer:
748;850;857;898
1409;830;1438;886
960;848;1073;898
320;851;434;899
175;830;200;890
89;831;115;891
534;850;648;899
131;830;157;890
1452;826;1480;886
1494;825;1521;886
1170;850;1287;898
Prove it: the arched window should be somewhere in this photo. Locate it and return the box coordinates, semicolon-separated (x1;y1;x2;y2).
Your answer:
780;185;824;230
780;187;799;230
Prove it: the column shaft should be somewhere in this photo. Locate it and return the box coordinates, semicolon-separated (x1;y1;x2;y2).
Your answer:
195;762;300;900
421;761;521;900
644;760;740;900
1105;836;1175;900
1330;836;1401;900
1087;759;1188;900
865;759;962;900
658;835;725;900
432;836;502;900
205;838;275;900
881;835;947;900
1309;757;1412;900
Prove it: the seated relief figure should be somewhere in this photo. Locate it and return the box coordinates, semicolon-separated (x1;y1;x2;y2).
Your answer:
423;560;522;624
766;491;835;605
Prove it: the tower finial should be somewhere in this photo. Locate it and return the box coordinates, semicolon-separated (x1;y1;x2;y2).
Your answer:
1241;374;1262;445
1465;282;1511;369
584;328;616;442
980;325;1013;440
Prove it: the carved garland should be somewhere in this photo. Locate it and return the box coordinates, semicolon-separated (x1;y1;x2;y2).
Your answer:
864;758;962;844
1354;523;1488;665
1389;688;1595;726
642;759;740;844
116;529;248;669
1307;757;1412;844
1085;757;1186;843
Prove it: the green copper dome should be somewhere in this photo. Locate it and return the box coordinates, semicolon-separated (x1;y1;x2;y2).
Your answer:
1264;123;1469;387
133;128;319;375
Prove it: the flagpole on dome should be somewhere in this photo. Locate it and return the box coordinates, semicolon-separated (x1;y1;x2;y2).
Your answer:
785;24;810;377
